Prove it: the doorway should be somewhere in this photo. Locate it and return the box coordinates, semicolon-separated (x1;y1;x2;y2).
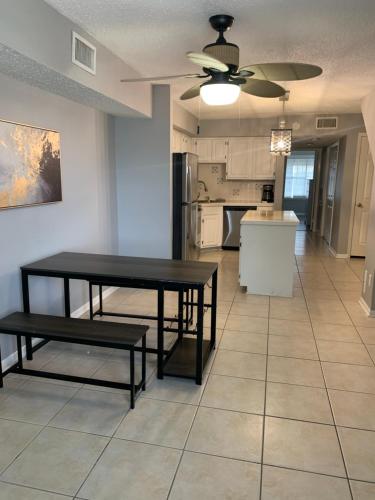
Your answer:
350;134;374;257
283;151;316;230
323;142;339;245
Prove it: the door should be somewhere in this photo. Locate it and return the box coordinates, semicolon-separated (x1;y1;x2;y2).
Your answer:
351;135;374;256
227;138;251;179
323;143;339;244
195;138;212;162
211;138;228;162
252;137;275;179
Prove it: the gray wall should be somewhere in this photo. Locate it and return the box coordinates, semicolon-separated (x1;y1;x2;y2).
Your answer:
0;0;151;117
115;85;172;258
173;103;198;136
0;73;118;360
361;89;375;311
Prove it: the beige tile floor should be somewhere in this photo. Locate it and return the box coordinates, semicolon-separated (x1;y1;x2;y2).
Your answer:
1;231;375;499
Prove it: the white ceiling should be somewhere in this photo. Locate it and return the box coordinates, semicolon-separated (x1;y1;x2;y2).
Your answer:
45;0;375;119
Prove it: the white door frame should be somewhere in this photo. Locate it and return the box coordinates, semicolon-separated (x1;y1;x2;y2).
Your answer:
311;148;322;232
348;132;371;256
322;141;340;244
320;147;330;237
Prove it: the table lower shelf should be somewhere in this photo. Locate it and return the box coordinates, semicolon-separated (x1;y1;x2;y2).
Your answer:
163;337;212;379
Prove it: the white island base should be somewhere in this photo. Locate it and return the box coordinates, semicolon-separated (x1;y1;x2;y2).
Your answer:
239;210;299;297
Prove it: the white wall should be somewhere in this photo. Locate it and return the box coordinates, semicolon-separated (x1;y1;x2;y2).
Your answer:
115;85;172;258
361;89;375;310
0;73;118;359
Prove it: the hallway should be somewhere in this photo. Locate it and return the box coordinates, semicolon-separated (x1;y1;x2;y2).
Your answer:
0;232;375;499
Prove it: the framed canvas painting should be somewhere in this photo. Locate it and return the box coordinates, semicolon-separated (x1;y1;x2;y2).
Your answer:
0;119;62;210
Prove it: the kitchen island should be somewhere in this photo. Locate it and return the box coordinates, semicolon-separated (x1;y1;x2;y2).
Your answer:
239;210;299;297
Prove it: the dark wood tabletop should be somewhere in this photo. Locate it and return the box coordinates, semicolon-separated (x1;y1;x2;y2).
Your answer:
21;252;218;286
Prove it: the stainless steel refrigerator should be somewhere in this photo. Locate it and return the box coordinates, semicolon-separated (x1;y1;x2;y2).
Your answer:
172;153;200;260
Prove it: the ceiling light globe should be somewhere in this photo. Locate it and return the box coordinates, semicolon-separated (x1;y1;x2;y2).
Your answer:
200;83;240;106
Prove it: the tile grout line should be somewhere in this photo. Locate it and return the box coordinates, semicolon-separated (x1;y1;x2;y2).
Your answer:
259;294;270;500
166;258;237;499
299;254;354;500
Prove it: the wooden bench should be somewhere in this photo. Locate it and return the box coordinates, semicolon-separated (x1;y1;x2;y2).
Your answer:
0;312;148;409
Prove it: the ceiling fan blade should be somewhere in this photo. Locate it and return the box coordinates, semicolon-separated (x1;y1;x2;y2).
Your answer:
241;79;286;98
186;52;229;72
120;73;204;83
240;63;322;81
180;84;201;101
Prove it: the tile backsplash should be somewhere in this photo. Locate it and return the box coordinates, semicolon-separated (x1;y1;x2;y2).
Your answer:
198;164;273;201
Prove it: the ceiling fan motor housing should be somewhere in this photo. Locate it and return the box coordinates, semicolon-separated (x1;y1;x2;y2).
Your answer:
203;43;239;70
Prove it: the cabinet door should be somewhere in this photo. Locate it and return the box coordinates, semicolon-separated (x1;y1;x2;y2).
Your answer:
211;138;228;162
251;137;275;179
227;138;251;179
185;135;194;154
195;138;212;162
200;207;223;248
172;129;182;153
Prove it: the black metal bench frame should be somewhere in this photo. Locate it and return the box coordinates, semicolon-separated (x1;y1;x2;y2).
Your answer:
0;314;147;409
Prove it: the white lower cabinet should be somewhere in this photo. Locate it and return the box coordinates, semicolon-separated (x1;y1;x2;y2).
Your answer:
199;205;223;248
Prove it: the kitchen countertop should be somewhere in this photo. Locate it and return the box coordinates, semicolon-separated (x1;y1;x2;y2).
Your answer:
241;210;299;226
198;200;274;207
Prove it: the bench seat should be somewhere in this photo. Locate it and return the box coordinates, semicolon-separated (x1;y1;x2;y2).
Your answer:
0;312;148;409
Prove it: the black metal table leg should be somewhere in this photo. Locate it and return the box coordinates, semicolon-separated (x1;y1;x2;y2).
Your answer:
16;335;23;369
99;285;103;316
196;285;204;385
130;347;135;409
89;282;94;320
157;287;165;379
0;344;3;388
64;278;70;317
22;270;33;360
142;334;146;390
178;290;184;341
210;269;218;349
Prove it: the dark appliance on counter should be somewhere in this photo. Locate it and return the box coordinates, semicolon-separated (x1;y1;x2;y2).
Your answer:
222;206;257;250
262;184;274;203
172;153;200;260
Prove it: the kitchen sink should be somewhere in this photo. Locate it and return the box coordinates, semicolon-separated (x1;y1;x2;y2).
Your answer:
198;198;226;203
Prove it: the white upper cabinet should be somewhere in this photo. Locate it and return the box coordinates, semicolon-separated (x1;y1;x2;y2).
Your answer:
226;136;275;180
227;138;251;179
195;138;212;162
251;137;276;180
194;138;228;163
211;138;228;162
172;129;194;154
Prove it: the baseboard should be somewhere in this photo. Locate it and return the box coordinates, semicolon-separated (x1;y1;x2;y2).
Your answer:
328;246;349;259
1;286;118;372
358;296;375;317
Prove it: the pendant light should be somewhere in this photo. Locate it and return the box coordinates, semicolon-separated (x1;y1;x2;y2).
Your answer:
270;91;292;156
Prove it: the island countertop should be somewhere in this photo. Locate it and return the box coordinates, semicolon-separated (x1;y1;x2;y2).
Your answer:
241;210;299;226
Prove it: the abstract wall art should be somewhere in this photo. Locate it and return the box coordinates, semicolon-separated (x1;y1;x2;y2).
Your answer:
0;119;62;210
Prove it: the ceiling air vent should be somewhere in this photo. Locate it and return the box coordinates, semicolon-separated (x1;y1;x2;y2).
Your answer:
316;116;338;130
72;32;96;75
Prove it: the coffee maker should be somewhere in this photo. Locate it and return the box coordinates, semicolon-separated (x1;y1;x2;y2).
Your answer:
262;184;274;203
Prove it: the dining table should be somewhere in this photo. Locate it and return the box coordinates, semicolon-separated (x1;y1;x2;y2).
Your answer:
20;252;218;384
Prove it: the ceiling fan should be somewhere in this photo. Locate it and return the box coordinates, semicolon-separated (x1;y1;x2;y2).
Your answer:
121;14;323;106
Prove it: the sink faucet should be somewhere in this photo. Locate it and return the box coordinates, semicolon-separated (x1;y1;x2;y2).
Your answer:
198;180;208;192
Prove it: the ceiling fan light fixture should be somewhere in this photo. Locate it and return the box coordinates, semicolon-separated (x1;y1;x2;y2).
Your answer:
200;82;240;106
